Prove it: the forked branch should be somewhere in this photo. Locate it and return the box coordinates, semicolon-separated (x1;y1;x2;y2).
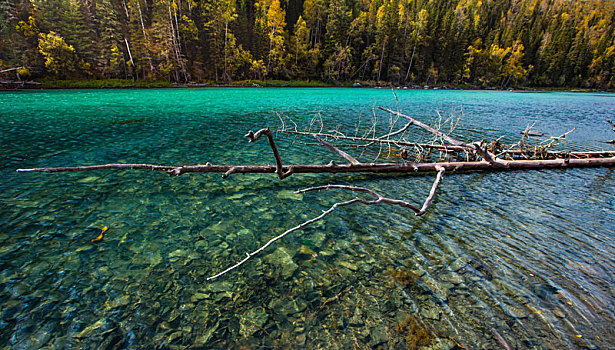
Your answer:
243;128;293;179
207;169;446;280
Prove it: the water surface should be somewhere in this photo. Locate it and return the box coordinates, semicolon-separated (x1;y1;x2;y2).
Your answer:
1;88;614;349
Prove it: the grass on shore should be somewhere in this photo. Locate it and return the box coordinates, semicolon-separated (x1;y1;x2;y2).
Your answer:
26;78;613;91
35;79;343;89
228;79;347;87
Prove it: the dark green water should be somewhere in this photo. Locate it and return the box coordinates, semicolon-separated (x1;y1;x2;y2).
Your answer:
1;88;614;349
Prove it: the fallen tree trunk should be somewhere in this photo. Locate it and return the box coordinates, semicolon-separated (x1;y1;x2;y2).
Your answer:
16;156;615;177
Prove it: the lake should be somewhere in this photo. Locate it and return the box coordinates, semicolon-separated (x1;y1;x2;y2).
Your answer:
1;88;614;349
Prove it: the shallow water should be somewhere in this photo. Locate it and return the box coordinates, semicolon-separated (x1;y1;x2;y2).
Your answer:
1;88;614;349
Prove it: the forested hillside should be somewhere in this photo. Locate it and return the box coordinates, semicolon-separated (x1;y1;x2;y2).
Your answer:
1;0;614;87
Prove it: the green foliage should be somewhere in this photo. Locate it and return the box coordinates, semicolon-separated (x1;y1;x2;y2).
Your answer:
1;0;613;88
37;31;78;78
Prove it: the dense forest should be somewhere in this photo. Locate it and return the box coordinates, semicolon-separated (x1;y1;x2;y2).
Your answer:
1;0;614;88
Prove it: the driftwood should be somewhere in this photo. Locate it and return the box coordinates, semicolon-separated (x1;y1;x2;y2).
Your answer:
16;156;615;176
0;67;22;74
16;107;615;279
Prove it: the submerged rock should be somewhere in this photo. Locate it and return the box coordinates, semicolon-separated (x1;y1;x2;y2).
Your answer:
107;295;131;309
370;324;388;346
348;307;364;326
266;247;298;280
449;257;468;272
269;298;307;316
309;232;327;248
239;307;269;337
338;260;358;271
277;190;303;201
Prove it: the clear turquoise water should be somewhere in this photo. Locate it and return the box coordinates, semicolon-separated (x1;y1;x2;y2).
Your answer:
1;88;615;349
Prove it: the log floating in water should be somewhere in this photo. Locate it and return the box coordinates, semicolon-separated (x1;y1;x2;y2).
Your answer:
16;157;615;177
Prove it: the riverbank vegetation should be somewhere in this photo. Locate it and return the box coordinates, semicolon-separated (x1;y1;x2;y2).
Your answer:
1;0;614;89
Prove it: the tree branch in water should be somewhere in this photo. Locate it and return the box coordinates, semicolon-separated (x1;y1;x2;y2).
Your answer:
207;175;445;280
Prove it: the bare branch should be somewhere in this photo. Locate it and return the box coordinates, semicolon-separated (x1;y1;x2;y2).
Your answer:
245;128;292;179
313;135;360;165
556;127;577;139
17;156;615;176
279;129;468;152
207;196;362;280
0;67;22;74
378;106;468;147
417;166;446;216
208;175;448;279
298;184;421;212
378;106;502;165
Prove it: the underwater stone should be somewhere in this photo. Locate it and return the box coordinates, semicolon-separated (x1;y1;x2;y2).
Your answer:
310;232;327;248
1;300;22;321
420;305;440;320
167;331;183;344
369;324;388;346
208;281;233;293
505;304;529;319
295;333;307;346
169;249;187;258
239;307;269;337
190;292;210;303
422;338;456;350
108;295;131;309
297;245;315;257
237;228;251;236
319;249;336;257
193;320;218;346
214;291;233;302
336;240;352;250
348;307;364;327
449;258;468;272
227;193;247;200
277;190;303;201
441;271;464;285
74;319;107;339
270;298;307;316
195;240;209;250
338;261;358;271
168;309;181;323
266;247;298;280
553;309;566;318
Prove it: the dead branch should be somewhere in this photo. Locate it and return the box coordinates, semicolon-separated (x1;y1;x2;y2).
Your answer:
378;106;470;148
313;135;360;164
0;67;22;74
279;130;468;153
17;157;615;176
244;128;292;179
207;179;446;280
307;286;353;319
206;196;361;280
377;106;501;164
419;166;446;215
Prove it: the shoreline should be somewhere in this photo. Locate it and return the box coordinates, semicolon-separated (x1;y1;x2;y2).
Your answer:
1;79;613;93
